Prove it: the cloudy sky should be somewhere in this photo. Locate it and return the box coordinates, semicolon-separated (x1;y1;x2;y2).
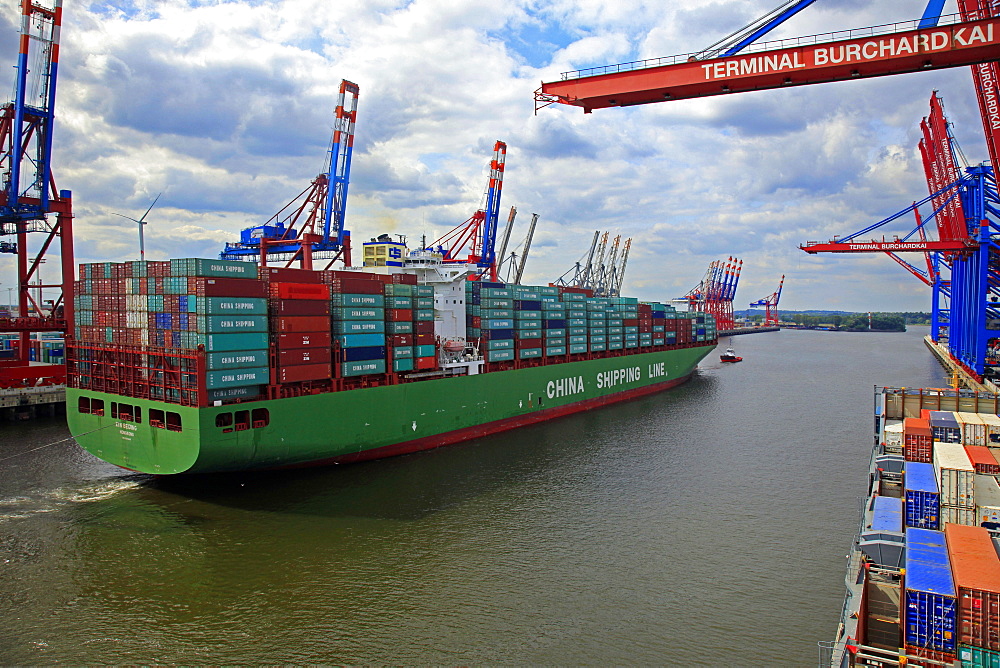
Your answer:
1;0;992;311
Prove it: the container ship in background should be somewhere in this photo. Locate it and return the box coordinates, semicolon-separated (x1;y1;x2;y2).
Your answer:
830;389;1000;667
66;244;717;474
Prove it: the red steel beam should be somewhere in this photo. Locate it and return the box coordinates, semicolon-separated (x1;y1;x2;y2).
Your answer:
539;17;1000;112
800;240;976;253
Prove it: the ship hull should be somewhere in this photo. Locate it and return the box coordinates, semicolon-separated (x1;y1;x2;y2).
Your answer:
68;345;713;474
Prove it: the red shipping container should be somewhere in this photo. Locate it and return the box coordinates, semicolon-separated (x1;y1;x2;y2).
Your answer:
324;269;380;282
415;356;436;370
945;524;1000;651
516;338;543;349
277;362;331;383
391;334;413;347
904;645;955;666
904;417;933;463
328;278;383;295
387;309;413;322
415;332;435;345
415;321;434;334
964;445;1000;475
275;316;330;333
259;266;323;283
467;315;481;328
269;282;331;300
623;319;639;326
278;347;332;366
271;300;331;316
193;278;267;298
392;273;417;285
276;331;331;349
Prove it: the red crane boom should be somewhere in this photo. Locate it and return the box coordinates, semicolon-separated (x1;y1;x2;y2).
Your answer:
536;14;999;113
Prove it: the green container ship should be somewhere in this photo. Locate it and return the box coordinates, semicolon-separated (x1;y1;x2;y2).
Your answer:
67;250;717;474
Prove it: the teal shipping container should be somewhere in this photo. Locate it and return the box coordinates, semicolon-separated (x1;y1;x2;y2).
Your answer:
204;332;270;353
205;366;270;390
205;349;270;371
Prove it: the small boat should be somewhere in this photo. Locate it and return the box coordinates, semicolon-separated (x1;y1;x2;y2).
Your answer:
720;346;742;363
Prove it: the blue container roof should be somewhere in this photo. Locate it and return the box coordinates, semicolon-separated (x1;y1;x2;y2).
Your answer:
905;528;956;596
929;410;959;424
872;496;903;533
905;462;938;493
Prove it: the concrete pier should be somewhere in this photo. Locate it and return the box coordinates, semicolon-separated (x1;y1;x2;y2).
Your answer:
923;335;1000;394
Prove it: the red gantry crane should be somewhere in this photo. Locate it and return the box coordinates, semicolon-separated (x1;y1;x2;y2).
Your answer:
749;275;785;326
677;257;743;330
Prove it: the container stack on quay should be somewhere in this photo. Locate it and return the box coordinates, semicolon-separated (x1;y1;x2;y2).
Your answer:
67;258;716;411
832;391;1000;667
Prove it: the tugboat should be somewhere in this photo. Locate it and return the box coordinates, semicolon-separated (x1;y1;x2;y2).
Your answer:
720;343;742;363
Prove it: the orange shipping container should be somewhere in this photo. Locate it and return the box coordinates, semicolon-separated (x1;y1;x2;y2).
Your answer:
945;524;1000;650
964;445;1000;475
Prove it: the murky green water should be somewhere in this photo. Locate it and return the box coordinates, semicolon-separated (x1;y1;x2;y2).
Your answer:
0;328;948;664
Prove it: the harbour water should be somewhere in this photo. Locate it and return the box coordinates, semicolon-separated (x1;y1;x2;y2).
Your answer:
0;327;948;665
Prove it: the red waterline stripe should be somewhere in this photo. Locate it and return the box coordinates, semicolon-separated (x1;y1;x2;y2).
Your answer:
279;372;693;470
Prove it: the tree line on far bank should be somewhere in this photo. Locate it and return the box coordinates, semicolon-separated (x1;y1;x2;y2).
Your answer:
750;312;927;332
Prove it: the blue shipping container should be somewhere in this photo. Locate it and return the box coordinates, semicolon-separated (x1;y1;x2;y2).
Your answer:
342;346;386;362
338;333;386;348
905;462;940;530
872;495;903;534
904;527;957;652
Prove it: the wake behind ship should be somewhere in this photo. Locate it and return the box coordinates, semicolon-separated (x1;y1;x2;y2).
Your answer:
67;250;717;474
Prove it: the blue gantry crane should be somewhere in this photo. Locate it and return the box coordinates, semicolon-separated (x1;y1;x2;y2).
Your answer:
221;80;359;269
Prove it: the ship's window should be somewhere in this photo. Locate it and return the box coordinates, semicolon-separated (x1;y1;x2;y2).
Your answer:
165;411;182;432
91;399;105;416
150;408;165;429
234;410;250;431
111;402;119;419
251;408;270;429
216;413;233;428
78;396;91;414
134;407;142;423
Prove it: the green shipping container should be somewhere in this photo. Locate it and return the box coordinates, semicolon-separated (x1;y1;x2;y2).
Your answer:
487;349;515;362
332;320;386;334
608;342;624;350
519;348;542;359
415;297;434;309
415;344;436;357
204;332;270;352
590;343;607;352
486;339;514;350
383;284;413;297
515;329;542;340
207;385;263;402
483;309;514;319
959;645;1000;667
393;358;414;372
392;346;414;359
569;335;588;344
196;315;268;333
341;359;387;377
482;298;513;309
415;309;435;321
570;343;588;353
333;307;385;320
386;321;413;334
169;258;258;279
415;285;435;297
205;366;270;390
545;337;566;347
385;296;413;309
205;349;270;370
196;297;268;315
545;346;566;356
332;293;385;308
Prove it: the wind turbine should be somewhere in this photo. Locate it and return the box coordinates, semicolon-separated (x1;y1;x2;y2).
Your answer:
113;194;161;261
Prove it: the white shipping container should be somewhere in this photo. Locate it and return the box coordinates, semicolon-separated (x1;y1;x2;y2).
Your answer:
981;413;1000;445
884;420;904;448
975;473;1000;507
978;505;1000;525
956;411;987;446
934;441;976;508
941;504;978;526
